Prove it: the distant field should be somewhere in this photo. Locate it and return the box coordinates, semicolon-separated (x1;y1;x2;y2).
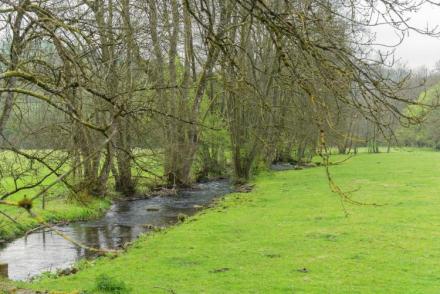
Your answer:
0;149;110;241
0;148;164;241
22;149;440;293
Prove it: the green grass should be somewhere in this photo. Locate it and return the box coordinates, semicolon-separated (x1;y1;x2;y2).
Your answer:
0;156;112;241
18;149;440;293
0;195;111;241
0;149;127;241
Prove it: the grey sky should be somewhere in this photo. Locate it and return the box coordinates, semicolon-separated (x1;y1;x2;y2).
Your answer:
373;4;440;70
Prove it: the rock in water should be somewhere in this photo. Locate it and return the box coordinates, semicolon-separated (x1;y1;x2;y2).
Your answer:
234;183;255;193
177;213;188;222
142;224;156;229
145;205;160;211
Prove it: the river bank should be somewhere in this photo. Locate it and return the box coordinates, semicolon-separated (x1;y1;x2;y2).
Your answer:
0;196;111;244
19;151;440;293
0;180;232;281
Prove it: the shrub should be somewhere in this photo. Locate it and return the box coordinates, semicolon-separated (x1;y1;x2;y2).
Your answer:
94;273;130;294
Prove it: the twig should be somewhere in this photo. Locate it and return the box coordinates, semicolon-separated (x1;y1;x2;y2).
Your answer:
24;224;46;237
0;131;121;254
27;210;120;255
0;210;23;228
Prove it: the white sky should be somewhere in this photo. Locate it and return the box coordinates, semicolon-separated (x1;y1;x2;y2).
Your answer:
373;4;440;70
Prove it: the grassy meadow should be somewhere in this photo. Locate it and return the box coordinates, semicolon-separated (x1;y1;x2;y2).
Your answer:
13;149;440;293
0;147;164;241
0;150;112;241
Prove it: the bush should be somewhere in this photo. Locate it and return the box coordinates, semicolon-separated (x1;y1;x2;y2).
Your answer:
94;273;130;293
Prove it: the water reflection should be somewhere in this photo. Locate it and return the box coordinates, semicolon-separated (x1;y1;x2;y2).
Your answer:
0;180;231;280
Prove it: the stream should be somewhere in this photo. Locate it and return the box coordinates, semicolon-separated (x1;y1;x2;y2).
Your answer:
0;180;232;281
270;162;297;171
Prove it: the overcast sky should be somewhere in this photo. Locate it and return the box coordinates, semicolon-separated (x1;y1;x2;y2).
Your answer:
373;4;440;70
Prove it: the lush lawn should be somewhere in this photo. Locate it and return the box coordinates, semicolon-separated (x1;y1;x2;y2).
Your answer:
0;168;111;241
0;195;111;242
18;150;440;293
0;149;129;241
0;167;111;241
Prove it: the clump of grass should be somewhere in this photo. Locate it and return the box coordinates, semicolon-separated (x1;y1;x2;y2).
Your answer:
94;274;130;293
177;213;188;222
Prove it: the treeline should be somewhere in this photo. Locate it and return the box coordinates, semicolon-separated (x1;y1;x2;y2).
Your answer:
397;69;440;149
0;0;435;199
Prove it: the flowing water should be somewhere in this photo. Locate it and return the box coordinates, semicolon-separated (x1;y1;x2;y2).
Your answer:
270;162;297;171
0;180;232;280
